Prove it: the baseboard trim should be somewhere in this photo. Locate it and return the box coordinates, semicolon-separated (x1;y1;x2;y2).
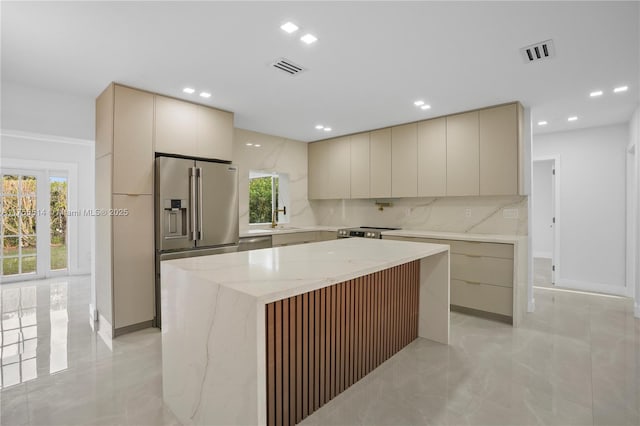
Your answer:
556;278;629;297
450;305;513;325
113;320;154;337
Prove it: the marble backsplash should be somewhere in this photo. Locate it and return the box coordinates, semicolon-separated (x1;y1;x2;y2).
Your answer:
233;128;316;231
310;195;528;235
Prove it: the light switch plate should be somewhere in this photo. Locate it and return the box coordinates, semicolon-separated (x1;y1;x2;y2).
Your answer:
465;208;471;218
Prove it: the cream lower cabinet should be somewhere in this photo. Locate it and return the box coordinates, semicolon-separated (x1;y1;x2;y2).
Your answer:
112;195;155;331
272;231;337;247
383;235;515;323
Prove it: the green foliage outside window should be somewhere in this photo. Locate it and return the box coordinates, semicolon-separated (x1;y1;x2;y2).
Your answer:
249;175;279;224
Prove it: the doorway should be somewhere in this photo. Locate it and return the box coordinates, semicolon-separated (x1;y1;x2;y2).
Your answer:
532;158;557;287
627;144;637;299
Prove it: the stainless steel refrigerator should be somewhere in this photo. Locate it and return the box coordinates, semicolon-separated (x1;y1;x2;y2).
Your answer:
155;155;239;326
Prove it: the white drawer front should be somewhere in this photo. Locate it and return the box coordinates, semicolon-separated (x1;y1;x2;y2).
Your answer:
451;279;513;316
451;254;513;287
272;231;318;247
448;240;513;259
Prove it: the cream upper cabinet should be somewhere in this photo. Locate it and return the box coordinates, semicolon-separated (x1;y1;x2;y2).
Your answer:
417;117;446;197
328;136;351;199
479;104;518;195
391;123;418;197
113;85;154;195
446;111;479;196
350;132;370;199
95;84;114;159
308;141;330;199
370;128;392;198
154;95;198;156
196;105;233;161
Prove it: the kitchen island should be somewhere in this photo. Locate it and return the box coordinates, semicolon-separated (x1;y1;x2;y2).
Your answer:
161;238;449;426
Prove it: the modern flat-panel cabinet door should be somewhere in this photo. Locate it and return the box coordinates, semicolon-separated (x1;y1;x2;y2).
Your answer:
154;95;198;156
446;111;479;196
196;105;233;161
112;194;155;330
328;136;351;199
392;123;418;197
479;104;518;195
370;128;392;198
308;141;330;199
350;132;370;198
113;85;154;195
417;117;446;197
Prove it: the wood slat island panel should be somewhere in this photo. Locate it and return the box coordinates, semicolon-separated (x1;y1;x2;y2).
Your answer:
265;261;420;426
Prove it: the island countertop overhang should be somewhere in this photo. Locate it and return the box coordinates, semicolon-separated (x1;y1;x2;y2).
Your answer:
161;238;448;303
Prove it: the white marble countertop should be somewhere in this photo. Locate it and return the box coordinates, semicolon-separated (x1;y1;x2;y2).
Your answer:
239;225;340;237
381;229;525;244
162;238;447;303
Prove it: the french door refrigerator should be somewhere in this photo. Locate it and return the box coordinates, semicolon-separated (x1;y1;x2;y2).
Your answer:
155;155;239;326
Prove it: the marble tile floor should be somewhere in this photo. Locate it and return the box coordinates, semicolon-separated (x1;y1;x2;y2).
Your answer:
1;275;639;426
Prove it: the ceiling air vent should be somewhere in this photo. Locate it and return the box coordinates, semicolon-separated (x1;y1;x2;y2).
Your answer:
271;57;306;76
520;39;555;63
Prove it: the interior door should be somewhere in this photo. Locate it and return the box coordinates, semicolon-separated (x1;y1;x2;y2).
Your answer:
195;161;238;248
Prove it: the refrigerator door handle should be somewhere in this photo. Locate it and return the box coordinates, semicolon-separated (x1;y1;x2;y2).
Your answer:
197;167;203;241
190;167;197;241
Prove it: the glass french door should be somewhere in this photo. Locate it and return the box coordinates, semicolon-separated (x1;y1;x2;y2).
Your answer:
0;170;68;281
1;173;38;278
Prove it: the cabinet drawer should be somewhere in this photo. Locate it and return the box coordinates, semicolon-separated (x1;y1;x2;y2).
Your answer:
451;279;513;316
451;254;513;287
447;240;513;259
272;232;318;247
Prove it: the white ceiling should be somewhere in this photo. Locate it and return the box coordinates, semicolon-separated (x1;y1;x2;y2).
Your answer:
2;1;638;142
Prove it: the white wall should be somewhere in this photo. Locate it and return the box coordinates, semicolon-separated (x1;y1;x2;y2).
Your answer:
1;80;95;140
534;124;629;295
630;106;640;316
532;160;553;258
0;131;94;275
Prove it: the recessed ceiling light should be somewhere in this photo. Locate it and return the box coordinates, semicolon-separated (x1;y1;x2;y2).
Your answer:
300;34;318;44
183;87;195;94
589;90;603;97
421;104;431;110
414;100;425;106
280;22;299;34
199;92;212;98
324;127;332;132
538;121;548;126
254;144;261;147
246;143;253;146
568;116;578;122
315;125;324;130
614;86;628;93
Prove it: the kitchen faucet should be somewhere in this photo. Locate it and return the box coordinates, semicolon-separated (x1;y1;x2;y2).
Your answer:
271;206;287;228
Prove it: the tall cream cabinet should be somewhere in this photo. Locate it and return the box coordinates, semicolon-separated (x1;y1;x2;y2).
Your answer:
391;123;418;197
417;118;447;196
307;102;522;200
95;83;155;337
446;111;480;196
95;83;234;337
369;128;392;198
479;103;520;195
350;132;370;198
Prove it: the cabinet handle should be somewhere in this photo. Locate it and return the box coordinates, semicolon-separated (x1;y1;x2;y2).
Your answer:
190;167;197;241
465;280;483;285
